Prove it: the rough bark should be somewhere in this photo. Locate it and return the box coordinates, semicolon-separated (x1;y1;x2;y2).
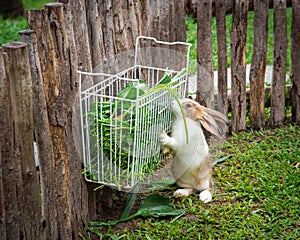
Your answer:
249;0;268;129
3;42;41;240
58;0;92;72
270;0;287;126
291;0;300;124
215;0;228;134
27;3;90;238
19;29;58;240
139;0;186;82
0;49;7;240
230;0;248;132
86;0;140;73
1;45;24;239
196;0;214;108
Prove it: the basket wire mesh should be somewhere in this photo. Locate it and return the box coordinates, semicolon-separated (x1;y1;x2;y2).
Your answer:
78;36;191;190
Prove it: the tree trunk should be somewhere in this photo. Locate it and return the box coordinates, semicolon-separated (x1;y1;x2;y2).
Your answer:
291;0;300;124
230;0;248;132
270;0;287;126
215;0;228;134
196;0;214;108
249;0;268;129
0;0;24;19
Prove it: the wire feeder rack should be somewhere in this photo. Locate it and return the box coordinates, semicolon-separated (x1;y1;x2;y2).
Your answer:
78;36;191;190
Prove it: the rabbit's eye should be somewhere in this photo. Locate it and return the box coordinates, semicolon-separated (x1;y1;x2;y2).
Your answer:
184;103;192;108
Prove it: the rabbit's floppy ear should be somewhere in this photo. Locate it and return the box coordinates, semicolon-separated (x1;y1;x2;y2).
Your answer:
195;105;229;137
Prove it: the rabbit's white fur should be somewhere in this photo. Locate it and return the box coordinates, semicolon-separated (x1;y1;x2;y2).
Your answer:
160;98;228;203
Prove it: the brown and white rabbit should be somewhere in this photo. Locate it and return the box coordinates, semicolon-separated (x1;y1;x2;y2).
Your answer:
160;98;228;203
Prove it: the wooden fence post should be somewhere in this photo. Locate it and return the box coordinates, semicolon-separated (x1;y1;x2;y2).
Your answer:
291;0;300;124
19;29;58;240
27;3;90;238
215;0;228;133
196;0;214;108
270;0;287;126
0;48;7;240
249;0;269;129
2;42;41;239
230;0;248;132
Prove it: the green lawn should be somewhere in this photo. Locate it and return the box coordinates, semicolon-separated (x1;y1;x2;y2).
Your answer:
83;124;300;239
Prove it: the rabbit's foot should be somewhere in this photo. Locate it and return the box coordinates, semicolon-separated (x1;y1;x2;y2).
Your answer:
174;188;193;198
199;190;212;203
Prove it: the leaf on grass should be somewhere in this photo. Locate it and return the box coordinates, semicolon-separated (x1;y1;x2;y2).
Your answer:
148;178;176;190
212;154;235;166
90;194;186;227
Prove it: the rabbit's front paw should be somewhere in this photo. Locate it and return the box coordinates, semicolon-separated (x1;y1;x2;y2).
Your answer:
160;131;171;146
199;190;212;203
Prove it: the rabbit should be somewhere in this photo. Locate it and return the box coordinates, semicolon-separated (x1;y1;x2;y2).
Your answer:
160;98;228;203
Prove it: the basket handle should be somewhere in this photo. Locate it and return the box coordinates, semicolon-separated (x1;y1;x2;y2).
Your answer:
134;36;192;70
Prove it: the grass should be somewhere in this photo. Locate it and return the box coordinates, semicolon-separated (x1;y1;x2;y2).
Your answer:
0;0;49;45
186;8;293;75
83;124;300;239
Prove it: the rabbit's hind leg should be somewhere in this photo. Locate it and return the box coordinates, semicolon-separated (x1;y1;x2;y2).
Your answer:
174;188;194;198
198;176;214;203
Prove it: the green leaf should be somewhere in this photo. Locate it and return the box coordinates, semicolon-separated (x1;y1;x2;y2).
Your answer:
90;194;186;227
157;71;173;85
212;154;235;166
116;80;147;100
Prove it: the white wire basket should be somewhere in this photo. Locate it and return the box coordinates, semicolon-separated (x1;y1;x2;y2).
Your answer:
78;36;191;190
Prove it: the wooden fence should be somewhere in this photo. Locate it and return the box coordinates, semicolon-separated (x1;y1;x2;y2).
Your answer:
0;0;299;239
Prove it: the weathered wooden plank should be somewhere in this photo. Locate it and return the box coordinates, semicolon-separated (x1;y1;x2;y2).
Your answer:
28;3;91;238
1;45;25;239
196;0;214;108
3;41;41;240
249;0;269;129
58;0;92;73
19;29;58;240
215;0;228;134
291;0;300;124
230;0;248;132
0;48;7;240
44;3;88;238
270;0;287;126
